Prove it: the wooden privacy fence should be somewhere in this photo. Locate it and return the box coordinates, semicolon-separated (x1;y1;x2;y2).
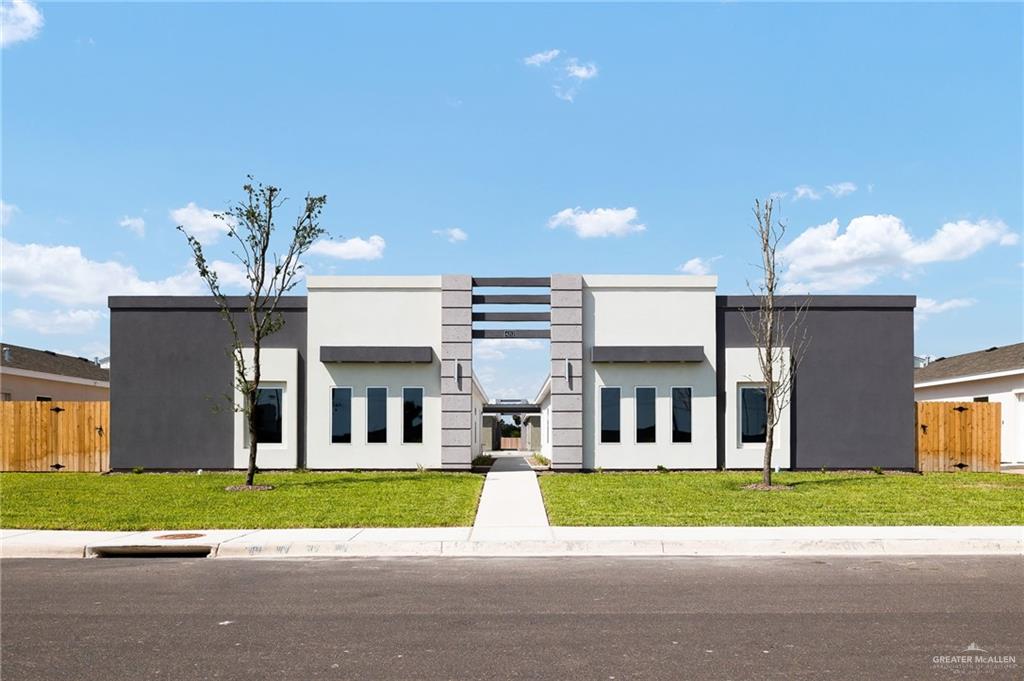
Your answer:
499;437;521;450
916;401;1000;472
0;401;109;472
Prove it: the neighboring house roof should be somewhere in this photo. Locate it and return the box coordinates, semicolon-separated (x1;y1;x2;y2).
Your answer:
0;343;110;383
914;342;1024;385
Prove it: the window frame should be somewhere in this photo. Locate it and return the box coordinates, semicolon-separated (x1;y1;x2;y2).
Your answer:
365;386;389;445
329;386;354;445
245;384;285;448
634;386;657;445
401;386;425;445
35;395;52;402
738;383;768;447
670;385;694;445
599;386;622;445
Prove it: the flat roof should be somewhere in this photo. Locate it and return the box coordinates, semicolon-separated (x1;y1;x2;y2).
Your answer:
717;295;916;309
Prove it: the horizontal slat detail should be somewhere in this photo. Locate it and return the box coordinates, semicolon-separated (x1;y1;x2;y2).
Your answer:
471;277;551;287
472;329;551;339
472;312;551;322
472;294;551;305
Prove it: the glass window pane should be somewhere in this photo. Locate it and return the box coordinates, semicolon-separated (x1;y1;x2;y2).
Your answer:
254;388;282;444
741;387;767;443
331;388;352;444
403;388;423;444
367;387;388;443
636;387;656;443
672;387;692;443
600;387;620;443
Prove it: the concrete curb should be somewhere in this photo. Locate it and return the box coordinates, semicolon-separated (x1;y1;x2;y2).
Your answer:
2;526;1021;559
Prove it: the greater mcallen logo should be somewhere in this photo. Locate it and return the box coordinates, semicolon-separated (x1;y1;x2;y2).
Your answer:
931;642;1018;673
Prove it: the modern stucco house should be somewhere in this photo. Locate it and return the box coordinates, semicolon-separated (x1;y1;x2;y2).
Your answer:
108;275;916;471
914;343;1024;465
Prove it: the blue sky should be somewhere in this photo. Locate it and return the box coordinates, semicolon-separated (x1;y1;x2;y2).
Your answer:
2;1;1021;399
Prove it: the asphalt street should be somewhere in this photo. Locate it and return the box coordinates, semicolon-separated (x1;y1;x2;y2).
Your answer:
1;556;1021;680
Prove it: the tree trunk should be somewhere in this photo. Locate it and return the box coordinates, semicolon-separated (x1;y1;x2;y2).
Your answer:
762;419;774;487
245;349;261;486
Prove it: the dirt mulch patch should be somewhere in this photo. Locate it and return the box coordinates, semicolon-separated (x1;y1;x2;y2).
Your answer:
743;483;794;491
224;484;274;492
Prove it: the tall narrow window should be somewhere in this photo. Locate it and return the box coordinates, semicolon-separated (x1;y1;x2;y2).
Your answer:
253;388;283;444
403;387;424;444
600;387;620;443
740;387;768;444
635;387;656;443
671;387;692;443
331;387;352;444
367;387;388;443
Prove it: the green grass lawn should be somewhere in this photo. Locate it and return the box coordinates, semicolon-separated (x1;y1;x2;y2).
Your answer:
539;471;1024;526
0;471;484;530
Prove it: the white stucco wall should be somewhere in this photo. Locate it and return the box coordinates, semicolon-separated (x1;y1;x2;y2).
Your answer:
581;275;718;469
915;372;1024;464
233;347;299;469
723;346;791;469
471;378;486;459
306;276;443;469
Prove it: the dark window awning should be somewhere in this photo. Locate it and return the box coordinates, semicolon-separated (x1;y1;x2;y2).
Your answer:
320;346;434;364
591;346;704;363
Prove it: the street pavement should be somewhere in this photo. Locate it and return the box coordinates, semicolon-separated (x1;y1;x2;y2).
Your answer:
2;556;1021;680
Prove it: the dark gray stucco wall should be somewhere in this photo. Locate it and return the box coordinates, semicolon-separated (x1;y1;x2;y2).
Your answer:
716;296;916;469
108;296;307;470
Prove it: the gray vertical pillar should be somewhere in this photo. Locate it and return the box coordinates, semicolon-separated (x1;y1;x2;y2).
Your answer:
441;275;473;470
550;273;583;470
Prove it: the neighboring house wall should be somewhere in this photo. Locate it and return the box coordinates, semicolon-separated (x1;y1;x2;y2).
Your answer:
0;371;108;401
915;373;1024;464
306;277;443;470
108;297;308;470
717;296;916;469
582;275;718;470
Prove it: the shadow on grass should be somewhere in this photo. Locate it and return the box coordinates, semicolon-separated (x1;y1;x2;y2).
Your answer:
780;475;887;490
276;473;475;490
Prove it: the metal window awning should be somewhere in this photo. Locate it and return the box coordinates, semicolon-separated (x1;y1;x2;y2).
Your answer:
591;346;705;363
320;346;434;364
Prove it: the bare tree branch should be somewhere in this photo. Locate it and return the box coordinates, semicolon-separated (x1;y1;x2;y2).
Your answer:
177;178;327;487
739;198;811;487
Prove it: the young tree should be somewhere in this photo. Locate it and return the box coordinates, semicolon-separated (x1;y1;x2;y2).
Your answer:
741;198;809;488
179;178;326;487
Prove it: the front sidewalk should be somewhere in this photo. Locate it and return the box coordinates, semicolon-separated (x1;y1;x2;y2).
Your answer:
2;526;1021;559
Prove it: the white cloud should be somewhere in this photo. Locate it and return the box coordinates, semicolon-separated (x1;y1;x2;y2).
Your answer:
433;227;468;243
170;202;231;245
308;235;386;261
523;50;598;102
7;308;105;335
1;238;206;306
209;259;251;288
0;200;17;227
1;0;43;48
565;58;598;80
915;297;975;328
781;215;1020;292
905;219;1019;263
523;49;560;66
677;256;721;276
826;182;857;198
473;338;546;360
792;185;821;201
548;207;645;239
119;216;145;237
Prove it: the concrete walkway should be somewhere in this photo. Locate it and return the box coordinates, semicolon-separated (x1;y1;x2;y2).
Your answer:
471;456;550;540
